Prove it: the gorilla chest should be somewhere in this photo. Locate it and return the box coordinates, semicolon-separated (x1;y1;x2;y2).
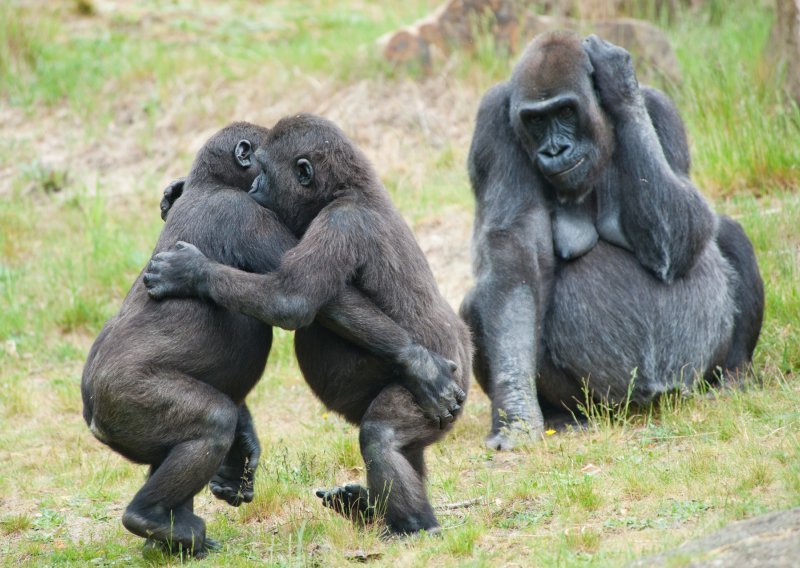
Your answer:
551;185;631;260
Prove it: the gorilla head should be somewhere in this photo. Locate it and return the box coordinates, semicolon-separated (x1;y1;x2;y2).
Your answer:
186;121;271;191
509;31;614;204
247;114;379;235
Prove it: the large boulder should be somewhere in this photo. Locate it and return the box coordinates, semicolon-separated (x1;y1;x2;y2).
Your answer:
377;0;520;67
378;1;681;86
629;508;800;567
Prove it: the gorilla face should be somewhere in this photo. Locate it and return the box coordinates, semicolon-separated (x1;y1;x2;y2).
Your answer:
249;114;378;236
509;32;614;204
248;151;320;237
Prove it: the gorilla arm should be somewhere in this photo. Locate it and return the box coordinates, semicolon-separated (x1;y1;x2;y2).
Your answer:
157;179;441;369
460;84;555;443
144;202;465;426
584;35;715;283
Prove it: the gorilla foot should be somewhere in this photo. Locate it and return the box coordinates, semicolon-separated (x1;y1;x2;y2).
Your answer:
485;420;543;451
210;464;255;507
142;536;220;560
315;483;375;524
123;505;212;559
385;513;441;536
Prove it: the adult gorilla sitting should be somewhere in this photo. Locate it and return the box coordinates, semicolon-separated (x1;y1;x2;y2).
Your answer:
460;32;764;450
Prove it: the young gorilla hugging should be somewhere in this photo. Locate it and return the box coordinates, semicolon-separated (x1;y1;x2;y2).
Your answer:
143;114;473;536
82;122;465;557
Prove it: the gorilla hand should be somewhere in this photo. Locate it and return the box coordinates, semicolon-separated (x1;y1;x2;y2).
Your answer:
397;344;465;429
583;35;642;117
160;177;186;221
144;241;211;300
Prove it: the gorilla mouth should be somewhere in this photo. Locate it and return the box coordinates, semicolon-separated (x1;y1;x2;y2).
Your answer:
551;157;585;178
249;171;267;194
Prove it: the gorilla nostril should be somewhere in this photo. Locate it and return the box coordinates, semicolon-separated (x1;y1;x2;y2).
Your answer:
540;144;571;159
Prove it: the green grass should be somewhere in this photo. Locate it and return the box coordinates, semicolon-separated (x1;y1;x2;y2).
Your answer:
0;1;437;117
1;0;799;566
670;2;800;195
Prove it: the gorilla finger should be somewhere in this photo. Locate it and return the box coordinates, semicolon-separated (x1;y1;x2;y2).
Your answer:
344;483;363;495
315;489;328;499
448;403;462;416
175;240;200;253
440;411;455;425
454;386;466;404
146;286;164;300
210;484;233;500
149;254;168;265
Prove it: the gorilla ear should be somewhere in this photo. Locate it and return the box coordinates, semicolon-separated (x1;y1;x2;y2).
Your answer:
235;140;252;168
295;158;314;186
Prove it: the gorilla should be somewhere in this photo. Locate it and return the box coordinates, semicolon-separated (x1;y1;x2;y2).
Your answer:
460;32;764;450
82;122;464;556
143;114;472;535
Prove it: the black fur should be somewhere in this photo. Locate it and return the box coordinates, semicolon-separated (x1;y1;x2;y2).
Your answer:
143;114;472;535
460;32;764;450
82;122;465;556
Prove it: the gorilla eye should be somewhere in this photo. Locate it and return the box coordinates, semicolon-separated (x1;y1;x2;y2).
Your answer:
295;158;314;186
559;107;574;119
524;114;546;132
234;140;252;168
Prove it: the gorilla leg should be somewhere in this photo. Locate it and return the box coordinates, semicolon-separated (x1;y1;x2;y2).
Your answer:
106;374;237;557
359;385;441;534
714;216;765;379
461;225;552;449
536;354;590;417
316;385;442;534
209;403;261;507
462;284;540;449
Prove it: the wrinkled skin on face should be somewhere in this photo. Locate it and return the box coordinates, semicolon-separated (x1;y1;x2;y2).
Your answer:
509;32;614;204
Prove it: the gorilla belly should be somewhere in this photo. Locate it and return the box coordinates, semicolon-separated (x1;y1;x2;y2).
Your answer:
544;241;735;403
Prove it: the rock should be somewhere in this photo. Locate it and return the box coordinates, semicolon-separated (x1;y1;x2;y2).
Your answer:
377;0;520;67
629;507;800;567
377;1;681;86
378;28;432;67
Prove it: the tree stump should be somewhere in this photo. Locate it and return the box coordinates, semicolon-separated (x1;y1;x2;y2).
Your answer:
769;0;800;103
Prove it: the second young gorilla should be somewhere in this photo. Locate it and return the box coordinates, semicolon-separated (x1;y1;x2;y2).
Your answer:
145;114;472;535
83;122;464;556
460;32;764;449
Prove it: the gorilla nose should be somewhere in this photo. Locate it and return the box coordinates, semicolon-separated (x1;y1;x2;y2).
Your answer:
539;143;571;159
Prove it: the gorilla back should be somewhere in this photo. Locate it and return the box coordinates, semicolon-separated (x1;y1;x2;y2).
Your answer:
81;122;286;557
